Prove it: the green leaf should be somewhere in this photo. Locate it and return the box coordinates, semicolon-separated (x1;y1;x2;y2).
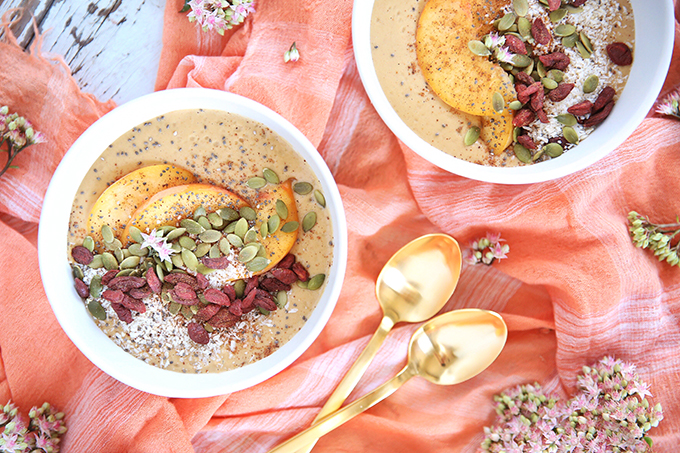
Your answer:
180;0;191;13
644;436;653;448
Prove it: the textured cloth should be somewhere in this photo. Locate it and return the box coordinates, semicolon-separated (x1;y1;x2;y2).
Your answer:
1;1;679;452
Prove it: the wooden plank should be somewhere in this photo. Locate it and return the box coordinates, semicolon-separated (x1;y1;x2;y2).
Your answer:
1;0;165;105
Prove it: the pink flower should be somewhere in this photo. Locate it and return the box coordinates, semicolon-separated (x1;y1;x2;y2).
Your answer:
141;230;176;262
284;42;300;63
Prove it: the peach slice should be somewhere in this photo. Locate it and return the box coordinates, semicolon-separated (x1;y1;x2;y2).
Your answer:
416;0;516;118
255;180;299;274
87;164;196;250
481;108;514;155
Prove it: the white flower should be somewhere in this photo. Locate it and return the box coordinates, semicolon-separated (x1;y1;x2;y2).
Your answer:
140;229;176;262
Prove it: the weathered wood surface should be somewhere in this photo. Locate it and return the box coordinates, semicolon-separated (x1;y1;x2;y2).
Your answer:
1;0;165;105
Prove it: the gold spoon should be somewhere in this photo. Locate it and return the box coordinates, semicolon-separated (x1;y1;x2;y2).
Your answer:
293;234;462;453
268;309;507;453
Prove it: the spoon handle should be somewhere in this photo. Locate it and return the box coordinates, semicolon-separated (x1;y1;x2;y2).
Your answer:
268;365;415;453
292;315;395;453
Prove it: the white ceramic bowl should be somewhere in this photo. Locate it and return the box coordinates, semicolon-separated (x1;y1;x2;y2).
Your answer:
353;0;675;184
38;88;348;397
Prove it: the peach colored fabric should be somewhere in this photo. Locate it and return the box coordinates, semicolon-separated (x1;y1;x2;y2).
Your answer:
0;1;678;453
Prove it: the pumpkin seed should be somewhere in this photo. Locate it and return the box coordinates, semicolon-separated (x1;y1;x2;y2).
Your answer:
246;256;269;273
554;24;576;37
492;92;505;113
509;100;523;111
218;207;240;221
182;249;199;271
224;220;238;234
512;54;532;68
557;113;577;126
238;245;259;263
88;300;107;320
276;290;287;308
89;255;103;269
204;324;214;333
193;206;207;220
181;305;194;320
116;269;134;277
582;74;599;93
545;142;564;157
565;5;583;13
514;143;532;163
275;199;288;220
171;254;184;268
190;304;200;315
513;0;528;16
562;33;579;48
209;244;221;258
302;212;317;232
256;243;267;257
576;41;591;59
498;12;516;31
101;224;114;244
532;146;545;161
89;275;103;298
234;280;246;299
219;237;231;255
239;206;256;221
542;77;558;90
281;221;299;233
464;126;481;146
164;227;186;242
247;176;267;189
127;226;143;243
102;252;118;270
180;218;205;235
263;168;279;184
257;306;270;315
227;233;244;248
194;242;211;257
234;218;249;239
168;301;181;315
522;59;534;75
119;256;140;269
104;238;122;251
580;31;593;53
297;280;309;289
468;40;491;57
114;247;125;264
512;127;521;142
548;69;564;82
199;229;222;243
501;62;514;72
207;212;224;228
260;221;269;238
156;263;165;282
293;182;313;195
171;242;182;252
517;17;531;39
164;259;173;272
72;265;84;280
536;60;547;78
244;228;258;244
314;190;326;208
158;225;175;236
196;263;214;275
549;7;567;22
268;215;281;234
82;236;94;253
563;126;580;144
197;216;212;230
179;236;196;250
307;274;326;291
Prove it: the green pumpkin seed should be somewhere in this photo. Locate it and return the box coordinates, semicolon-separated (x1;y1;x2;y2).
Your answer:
498;12;516;31
128;226;144;243
164;227;186;242
468;40;491;57
114;247;125;264
263;168;279;184
102;252;118;270
509;100;523;111
501;62;514;72
72;265;84;280
512;54;532;68
82;236;94;253
158;225;175;236
545;142;564;157
227;233;244;248
576;41;591;59
89;275;103;298
297;280;309;289
171;254;184;268
180;218;205;235
119;256;140;269
182;249;199;271
257;306;270;315
548;69;564;82
268;215;280;234
181;305;194;320
209;244;221;258
89;255;103;269
238;245;259;263
314;190;326;208
514;143;532;163
179;236;196;251
513;0;528;16
246;256;270;273
168;301;181;315
218;207;240;221
517;17;531;39
207;212;224;228
194;242;212;257
557;113;577;126
542;77;558;90
190;304;200;315
204;324;214;333
171;241;182;252
239;206;257;221
196;263;214;275
275;199;288;220
307;274;326;291
549;7;567;22
464;126;481;146
260;221;269;238
199;229;222;243
565;5;583;13
247;176;267;189
164;259;173;272
88;300;107;320
234;280;246;299
563;126;580;144
224;220;238;234
256;243;267;257
583;74;599;93
234;218;249;239
522;59;534;75
116;269;134;277
580;32;593;53
276;290;287;308
513;127;521;142
193;206;207;220
281;221;299;233
104;238;122;251
293;182;313;195
562;33;579;48
492;92;505;113
156;263;165;282
536;60;547;78
302;212;317;232
219;237;231;255
197;216;212;231
101;224;114;244
244;228;257;244
554;24;576;37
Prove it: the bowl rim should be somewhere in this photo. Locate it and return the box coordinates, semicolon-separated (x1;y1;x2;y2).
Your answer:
352;0;675;184
38;88;348;397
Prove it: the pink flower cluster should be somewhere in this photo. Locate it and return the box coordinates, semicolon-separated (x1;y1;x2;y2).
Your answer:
0;401;67;453
463;232;510;265
0;106;46;178
186;0;255;35
481;357;664;453
141;229;176;262
655;88;680;120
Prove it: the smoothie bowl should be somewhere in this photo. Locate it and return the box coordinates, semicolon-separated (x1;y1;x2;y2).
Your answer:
38;88;347;397
353;0;674;184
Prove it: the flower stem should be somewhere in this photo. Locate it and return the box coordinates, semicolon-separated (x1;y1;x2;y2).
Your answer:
0;143;21;178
